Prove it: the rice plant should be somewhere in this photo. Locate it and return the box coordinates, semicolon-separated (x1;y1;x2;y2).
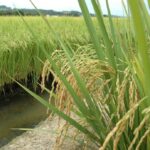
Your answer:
12;0;150;149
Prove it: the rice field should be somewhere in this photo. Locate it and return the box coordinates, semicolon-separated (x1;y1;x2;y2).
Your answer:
0;16;131;88
2;1;150;148
0;16;89;88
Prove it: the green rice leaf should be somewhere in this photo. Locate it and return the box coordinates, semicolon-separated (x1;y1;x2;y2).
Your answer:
78;0;105;61
91;0;116;69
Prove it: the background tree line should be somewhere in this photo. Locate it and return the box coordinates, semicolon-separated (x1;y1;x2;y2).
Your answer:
0;5;82;16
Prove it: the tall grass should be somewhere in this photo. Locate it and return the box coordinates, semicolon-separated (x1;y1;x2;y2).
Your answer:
13;0;150;149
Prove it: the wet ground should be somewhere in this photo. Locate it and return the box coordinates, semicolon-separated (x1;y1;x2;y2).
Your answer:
0;116;97;150
0;92;49;148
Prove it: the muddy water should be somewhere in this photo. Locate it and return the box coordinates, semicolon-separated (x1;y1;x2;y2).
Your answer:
0;92;49;147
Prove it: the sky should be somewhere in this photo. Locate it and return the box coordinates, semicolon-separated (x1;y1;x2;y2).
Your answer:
0;0;127;16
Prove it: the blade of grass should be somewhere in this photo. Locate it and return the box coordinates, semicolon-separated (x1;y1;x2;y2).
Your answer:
106;0;125;62
78;0;105;61
148;0;150;8
128;0;150;107
91;0;116;69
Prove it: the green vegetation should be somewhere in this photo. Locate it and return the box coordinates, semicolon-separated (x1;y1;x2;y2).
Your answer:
0;16;90;88
0;16;125;88
2;0;150;149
